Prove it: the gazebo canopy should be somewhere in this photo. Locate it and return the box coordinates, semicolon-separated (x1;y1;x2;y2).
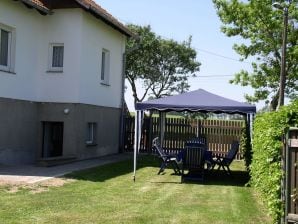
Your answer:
136;89;256;114
132;89;256;181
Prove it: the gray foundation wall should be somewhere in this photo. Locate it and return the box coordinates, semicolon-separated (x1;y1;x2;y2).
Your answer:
0;97;121;165
37;103;121;160
0;98;38;165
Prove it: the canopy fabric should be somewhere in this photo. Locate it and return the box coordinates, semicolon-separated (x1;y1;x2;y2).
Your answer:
135;89;256;114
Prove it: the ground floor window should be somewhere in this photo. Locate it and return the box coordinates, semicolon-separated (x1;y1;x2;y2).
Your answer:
86;122;97;145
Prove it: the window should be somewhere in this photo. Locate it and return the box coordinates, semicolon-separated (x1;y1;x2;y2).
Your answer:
100;49;110;85
48;43;64;72
86;122;97;145
0;24;15;73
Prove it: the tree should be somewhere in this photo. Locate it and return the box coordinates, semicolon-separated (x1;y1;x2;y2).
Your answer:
125;25;201;106
213;0;298;110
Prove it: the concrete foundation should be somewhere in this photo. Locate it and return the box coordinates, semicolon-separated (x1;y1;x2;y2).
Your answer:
0;97;121;165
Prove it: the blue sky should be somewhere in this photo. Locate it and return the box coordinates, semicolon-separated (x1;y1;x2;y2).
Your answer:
96;0;262;110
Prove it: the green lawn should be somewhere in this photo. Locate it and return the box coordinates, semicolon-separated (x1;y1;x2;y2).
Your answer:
0;156;271;224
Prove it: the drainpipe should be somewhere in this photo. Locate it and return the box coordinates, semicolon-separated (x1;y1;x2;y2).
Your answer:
119;35;141;153
119;50;126;153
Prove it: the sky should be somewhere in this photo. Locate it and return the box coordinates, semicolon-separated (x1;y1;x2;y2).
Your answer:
96;0;263;111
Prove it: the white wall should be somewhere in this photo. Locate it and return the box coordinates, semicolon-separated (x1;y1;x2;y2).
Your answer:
0;0;42;100
0;0;126;108
36;9;82;103
79;13;126;108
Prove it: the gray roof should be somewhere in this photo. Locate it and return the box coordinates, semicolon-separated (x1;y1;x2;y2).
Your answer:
136;89;256;114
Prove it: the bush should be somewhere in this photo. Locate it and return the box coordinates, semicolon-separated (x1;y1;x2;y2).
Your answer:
250;100;298;223
241;119;252;171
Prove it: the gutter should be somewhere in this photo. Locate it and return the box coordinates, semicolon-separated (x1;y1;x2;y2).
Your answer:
119;35;141;152
74;0;134;38
20;0;50;15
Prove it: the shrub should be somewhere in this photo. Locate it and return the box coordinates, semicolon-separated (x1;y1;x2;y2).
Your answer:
241;119;252;171
250;100;298;223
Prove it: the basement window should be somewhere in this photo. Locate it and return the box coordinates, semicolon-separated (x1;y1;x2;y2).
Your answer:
86;122;97;145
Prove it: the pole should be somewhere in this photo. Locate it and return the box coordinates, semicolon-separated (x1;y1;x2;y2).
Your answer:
133;111;139;182
277;6;288;109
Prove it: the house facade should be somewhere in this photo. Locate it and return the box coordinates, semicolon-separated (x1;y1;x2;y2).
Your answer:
0;0;132;165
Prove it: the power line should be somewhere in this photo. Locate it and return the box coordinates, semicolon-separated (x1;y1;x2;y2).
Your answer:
196;48;252;64
115;18;253;65
196;74;234;77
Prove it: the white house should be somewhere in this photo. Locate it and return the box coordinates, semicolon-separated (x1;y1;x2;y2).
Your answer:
0;0;133;165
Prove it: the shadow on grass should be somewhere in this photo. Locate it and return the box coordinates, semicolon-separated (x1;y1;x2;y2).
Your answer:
151;170;250;187
66;155;249;187
195;170;249;187
65;154;160;182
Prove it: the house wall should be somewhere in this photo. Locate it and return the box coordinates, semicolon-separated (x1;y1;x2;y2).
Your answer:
0;1;126;107
0;0;43;101
36;9;82;104
37;103;120;161
0;98;38;165
0;99;121;165
73;104;120;159
0;1;125;165
79;12;126;108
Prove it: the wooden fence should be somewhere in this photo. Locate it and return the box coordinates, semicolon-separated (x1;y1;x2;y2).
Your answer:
284;128;298;223
124;116;244;160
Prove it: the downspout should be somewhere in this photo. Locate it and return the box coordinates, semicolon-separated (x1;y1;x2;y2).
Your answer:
119;38;127;153
119;35;140;153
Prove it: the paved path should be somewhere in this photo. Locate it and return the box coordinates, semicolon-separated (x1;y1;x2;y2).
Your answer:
0;153;131;185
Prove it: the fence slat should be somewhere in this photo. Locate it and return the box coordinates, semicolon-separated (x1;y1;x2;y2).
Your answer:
124;116;244;158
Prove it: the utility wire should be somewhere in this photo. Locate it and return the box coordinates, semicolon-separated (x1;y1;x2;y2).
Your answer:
196;74;234;77
114;17;253;65
196;48;252;64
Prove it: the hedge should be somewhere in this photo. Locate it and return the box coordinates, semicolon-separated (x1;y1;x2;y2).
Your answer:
250;100;298;223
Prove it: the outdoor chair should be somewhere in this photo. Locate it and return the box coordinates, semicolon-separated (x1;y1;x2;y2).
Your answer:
185;136;207;147
181;145;205;182
152;137;181;175
211;141;240;175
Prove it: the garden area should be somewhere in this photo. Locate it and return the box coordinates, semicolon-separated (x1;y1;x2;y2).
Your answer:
0;102;296;224
0;156;271;224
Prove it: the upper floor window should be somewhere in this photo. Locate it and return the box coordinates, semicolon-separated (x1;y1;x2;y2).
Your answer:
0;24;15;73
101;49;110;85
48;43;64;72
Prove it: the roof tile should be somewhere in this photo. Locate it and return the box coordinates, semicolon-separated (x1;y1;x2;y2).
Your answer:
22;0;49;11
76;0;133;36
23;0;133;37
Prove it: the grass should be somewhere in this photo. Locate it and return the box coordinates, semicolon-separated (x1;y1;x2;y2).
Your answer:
0;156;271;224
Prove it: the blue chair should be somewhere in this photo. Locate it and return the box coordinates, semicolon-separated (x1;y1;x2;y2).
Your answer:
152;137;181;175
181;145;205;182
185;136;207;147
211;141;240;175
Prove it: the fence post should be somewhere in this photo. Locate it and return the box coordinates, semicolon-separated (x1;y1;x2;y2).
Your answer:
284;127;298;223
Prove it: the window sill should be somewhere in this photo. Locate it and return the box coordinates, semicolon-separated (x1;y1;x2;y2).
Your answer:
86;142;97;147
0;69;16;75
100;82;110;86
46;70;63;73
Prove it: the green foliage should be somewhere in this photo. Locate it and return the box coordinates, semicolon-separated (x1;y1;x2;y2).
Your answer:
125;25;201;105
250;100;298;222
241;119;252;170
213;0;298;109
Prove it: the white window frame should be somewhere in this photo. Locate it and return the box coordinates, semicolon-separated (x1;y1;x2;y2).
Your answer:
48;43;64;72
86;122;97;145
100;49;110;85
0;23;16;73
